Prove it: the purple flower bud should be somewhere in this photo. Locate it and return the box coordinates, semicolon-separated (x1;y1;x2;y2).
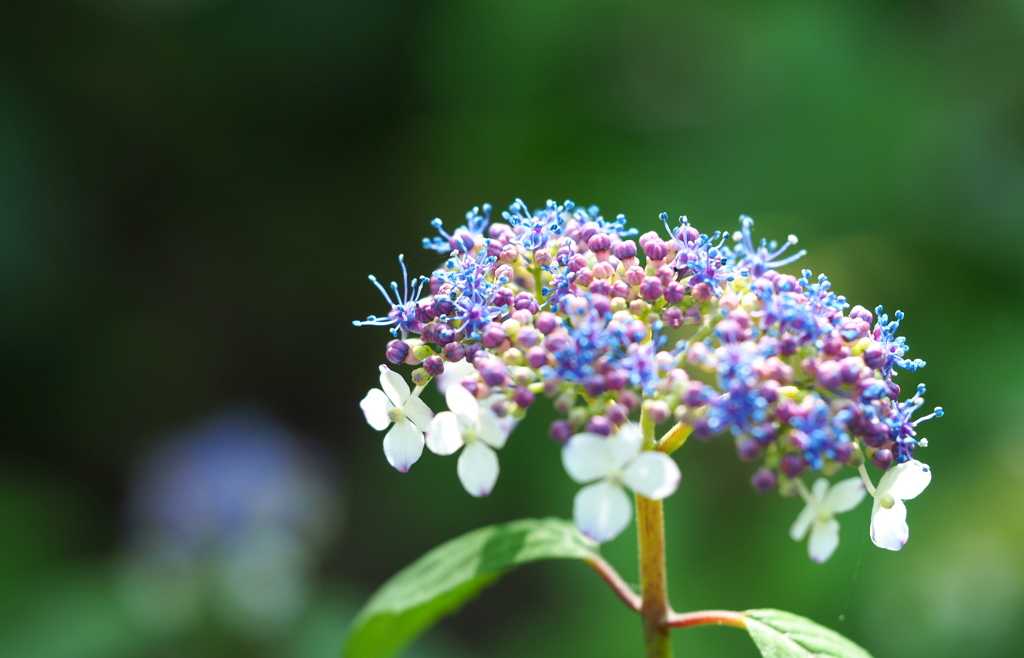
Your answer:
513;386;535;409
738;438;761;461
863;344;886;369
579;221;601;244
588;233;612;253
831;440;853;463
839;357;863;385
683;381;709;407
612;240;637;260
606;403;628;426
517;326;540;348
415;303;436;325
647;400;671;424
423;355;444;377
849;305;873;324
683;306;702;325
481;323;507;348
591;294;612;316
536;312;559;334
479;359;508;387
464;343;482;363
780;454;807;478
586;415;614;436
872;448;894;470
499;243;520;264
751;468;778;492
618;390;639;410
435;323;455;345
443;342;465;362
493;287;514;309
568;254;587;272
590;280;612;296
815;361;842;389
638;230;660;248
611;281;630;299
460;378;479;396
643;238;669;261
432;296;454;317
639;277;664;302
693;417;714;439
385;340;410;364
663;281;686;304
514;292;539;313
604;368;628;391
759;380;780;403
663;307;684;329
691;282;713;303
526;346;548;369
822;331;843;356
715;318;745;343
549;420;573;443
583;374;607;397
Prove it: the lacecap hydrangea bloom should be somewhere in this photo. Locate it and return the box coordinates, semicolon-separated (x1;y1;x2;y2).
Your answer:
355;199;943;560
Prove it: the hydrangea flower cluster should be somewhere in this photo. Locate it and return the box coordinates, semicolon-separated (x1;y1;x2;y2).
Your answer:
356;199;943;561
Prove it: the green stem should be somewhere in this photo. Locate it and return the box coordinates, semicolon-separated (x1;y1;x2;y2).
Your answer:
638;402;672;658
655;421;693;455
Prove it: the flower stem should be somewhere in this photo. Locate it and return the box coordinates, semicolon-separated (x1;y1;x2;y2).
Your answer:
638;402;672;657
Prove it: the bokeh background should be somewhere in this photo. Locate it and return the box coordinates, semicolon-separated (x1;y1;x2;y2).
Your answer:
2;1;1023;656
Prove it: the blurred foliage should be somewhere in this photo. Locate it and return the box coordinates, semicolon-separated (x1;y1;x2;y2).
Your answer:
0;1;1022;656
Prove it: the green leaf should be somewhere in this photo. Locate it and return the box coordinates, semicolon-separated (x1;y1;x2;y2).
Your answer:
344;517;600;658
744;609;874;658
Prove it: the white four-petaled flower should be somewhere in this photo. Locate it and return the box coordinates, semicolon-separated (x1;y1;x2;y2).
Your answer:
790;477;866;563
870;459;931;551
562;423;681;543
360;365;434;472
425;384;514;497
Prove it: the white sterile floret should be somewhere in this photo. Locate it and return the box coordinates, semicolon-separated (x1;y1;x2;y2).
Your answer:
561;423;681;543
359;365;434;472
790;477;866;563
432;358;478;394
870;459;931;551
425;384;514;497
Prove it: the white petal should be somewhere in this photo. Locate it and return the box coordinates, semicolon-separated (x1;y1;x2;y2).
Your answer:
457;441;499;497
434;359;477;394
562;433;615;483
789;502;817;542
573;481;633;543
609;423;643;469
870;498;909;551
823;477;867;514
425;412;464;456
402;395;434;431
382;418;423;472
810;478;829;504
379;365;411;406
445;382;480;426
808;518;841;563
478;409;510;450
886;460;932;501
360;388;393;431
623;451;681;500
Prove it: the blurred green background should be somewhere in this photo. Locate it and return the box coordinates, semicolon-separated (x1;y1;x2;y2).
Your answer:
1;1;1023;656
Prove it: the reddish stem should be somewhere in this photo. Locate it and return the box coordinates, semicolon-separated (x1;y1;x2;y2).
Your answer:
667;610;747;629
584;556;641;612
